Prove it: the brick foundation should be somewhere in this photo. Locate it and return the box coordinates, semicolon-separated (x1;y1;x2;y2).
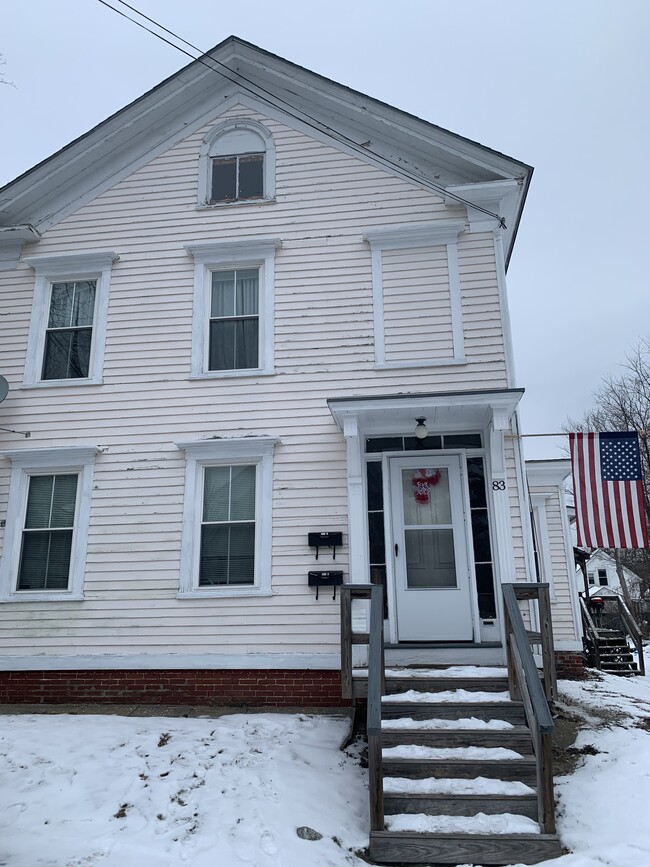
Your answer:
0;669;350;707
554;651;586;679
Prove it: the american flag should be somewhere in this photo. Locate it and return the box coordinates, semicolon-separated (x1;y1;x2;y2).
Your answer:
569;431;648;548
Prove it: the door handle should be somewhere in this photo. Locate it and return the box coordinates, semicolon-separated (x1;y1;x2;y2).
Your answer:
394;543;399;556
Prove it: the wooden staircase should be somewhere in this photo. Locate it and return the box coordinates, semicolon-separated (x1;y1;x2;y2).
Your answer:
579;597;645;677
585;628;640;675
341;583;563;866
354;668;562;864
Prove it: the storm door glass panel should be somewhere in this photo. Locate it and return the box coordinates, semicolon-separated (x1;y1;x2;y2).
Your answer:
200;464;256;586
42;280;96;380
401;467;457;589
209;269;259;371
17;473;78;591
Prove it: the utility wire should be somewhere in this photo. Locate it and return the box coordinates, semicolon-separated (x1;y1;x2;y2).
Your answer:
97;0;507;225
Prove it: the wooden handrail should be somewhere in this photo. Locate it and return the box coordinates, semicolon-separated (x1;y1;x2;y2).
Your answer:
616;596;645;676
502;583;556;834
340;583;386;831
579;596;601;670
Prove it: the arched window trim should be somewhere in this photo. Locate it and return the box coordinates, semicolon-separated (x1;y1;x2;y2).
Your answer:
198;118;276;206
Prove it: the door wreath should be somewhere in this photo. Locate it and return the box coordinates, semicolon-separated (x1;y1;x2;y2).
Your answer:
412;469;441;504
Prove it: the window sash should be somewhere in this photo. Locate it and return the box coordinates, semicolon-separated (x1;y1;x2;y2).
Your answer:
199;465;256;586
210;153;264;203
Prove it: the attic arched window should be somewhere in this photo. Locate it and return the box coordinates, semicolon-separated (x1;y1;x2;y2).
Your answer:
199;119;275;206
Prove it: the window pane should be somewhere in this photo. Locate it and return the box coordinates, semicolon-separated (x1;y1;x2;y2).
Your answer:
203;466;231;522
209;319;236;371
366;461;384;511
24;475;54;529
72;281;96;326
471;508;492;562
467;458;487;508
444;433;482;449
48;283;75;328
42;328;92;379
230;465;256;521
199;523;255;585
365;437;403;453
50;475;78;528
227;523;256;583
476;563;497;618
403;435;443;451
17;529;72;591
211;157;237;202
368;511;386;564
237;154;264;199
405;528;457;588
211;272;235;317
235;270;259;315
234;318;259;369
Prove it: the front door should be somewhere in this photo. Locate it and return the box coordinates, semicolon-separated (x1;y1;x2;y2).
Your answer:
389;454;474;641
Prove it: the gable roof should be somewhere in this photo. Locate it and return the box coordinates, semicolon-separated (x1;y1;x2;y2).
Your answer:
0;36;532;261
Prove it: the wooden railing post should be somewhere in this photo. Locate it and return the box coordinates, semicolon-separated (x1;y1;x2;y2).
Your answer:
617;596;646;676
340;586;353;699
367;583;385;831
538;732;556;834
537;584;557;703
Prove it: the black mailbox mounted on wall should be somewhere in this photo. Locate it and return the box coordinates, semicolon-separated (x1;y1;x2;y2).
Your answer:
308;531;343;560
308;570;344;600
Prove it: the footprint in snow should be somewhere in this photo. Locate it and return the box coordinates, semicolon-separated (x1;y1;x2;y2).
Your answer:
260;830;278;855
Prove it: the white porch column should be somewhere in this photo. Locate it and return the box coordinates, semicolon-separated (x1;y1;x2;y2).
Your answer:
488;409;518;587
342;415;370;659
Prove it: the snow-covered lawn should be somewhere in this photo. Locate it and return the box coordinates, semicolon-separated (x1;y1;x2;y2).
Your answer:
2;656;650;867
0;712;368;866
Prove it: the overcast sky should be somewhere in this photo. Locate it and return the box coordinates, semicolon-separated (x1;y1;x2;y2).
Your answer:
2;0;649;460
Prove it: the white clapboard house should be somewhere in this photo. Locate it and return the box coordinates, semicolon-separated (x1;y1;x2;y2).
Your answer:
0;37;583;706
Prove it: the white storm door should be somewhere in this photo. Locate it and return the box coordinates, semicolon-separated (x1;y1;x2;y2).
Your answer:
389;455;474;642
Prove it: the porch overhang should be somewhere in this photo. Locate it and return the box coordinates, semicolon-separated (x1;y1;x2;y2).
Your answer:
327;387;524;435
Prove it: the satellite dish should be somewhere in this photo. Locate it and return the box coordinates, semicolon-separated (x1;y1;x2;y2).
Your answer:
0;376;8;404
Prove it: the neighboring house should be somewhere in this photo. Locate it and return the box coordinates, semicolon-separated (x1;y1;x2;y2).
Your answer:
0;37;584;706
584;549;642;596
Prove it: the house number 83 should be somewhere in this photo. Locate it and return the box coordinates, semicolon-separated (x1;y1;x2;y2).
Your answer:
492;480;506;491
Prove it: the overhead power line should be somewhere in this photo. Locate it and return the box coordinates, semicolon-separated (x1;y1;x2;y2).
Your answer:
97;0;507;225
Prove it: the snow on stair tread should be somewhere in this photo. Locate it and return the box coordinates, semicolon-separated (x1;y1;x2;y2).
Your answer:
381;716;515;731
384;811;541;834
383;776;535;795
383;689;512;703
382;745;523;760
354;666;508;678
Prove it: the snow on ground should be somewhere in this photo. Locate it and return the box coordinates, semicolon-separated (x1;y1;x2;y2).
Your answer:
0;712;368;867
508;659;650;867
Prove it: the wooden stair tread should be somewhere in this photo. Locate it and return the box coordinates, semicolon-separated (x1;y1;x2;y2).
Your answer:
369;830;563;864
382;757;537;783
383;793;538;818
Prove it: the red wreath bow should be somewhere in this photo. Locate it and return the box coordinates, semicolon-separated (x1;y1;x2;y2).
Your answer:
412;469;441;504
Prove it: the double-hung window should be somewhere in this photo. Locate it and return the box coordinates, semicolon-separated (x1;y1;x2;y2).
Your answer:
23;252;118;387
200;464;256;585
18;473;78;591
209;269;259;371
198;119;275;207
186;239;280;378
0;446;98;602
176;437;277;598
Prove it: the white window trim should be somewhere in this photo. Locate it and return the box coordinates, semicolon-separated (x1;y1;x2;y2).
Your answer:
197;118;276;208
530;491;556;601
175;437;279;598
363;221;466;369
185;240;280;378
22;252;118;388
0;446;99;602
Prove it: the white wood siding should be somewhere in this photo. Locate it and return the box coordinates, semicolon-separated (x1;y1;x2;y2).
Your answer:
0;103;521;661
